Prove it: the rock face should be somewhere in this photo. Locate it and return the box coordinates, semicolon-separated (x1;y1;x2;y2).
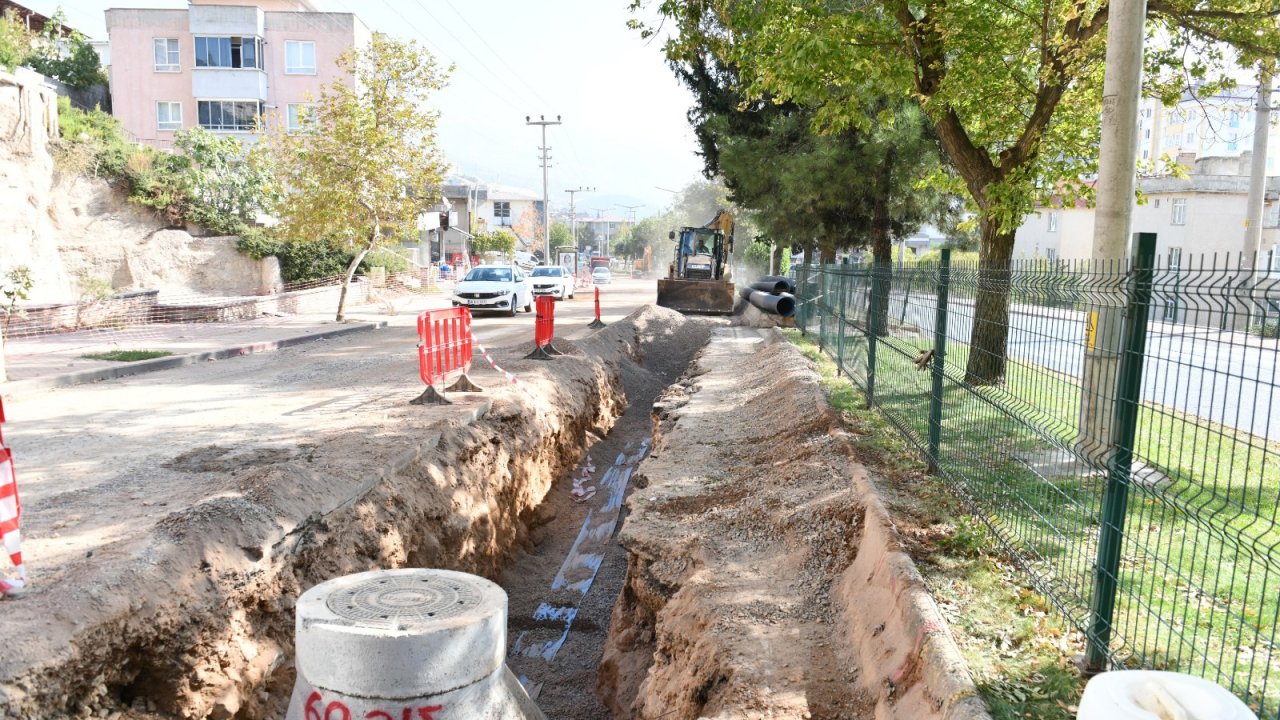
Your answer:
0;68;270;304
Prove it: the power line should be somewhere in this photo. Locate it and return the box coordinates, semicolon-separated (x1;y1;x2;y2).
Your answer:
441;0;552;110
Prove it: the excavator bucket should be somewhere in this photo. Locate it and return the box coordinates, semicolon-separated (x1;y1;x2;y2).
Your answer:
656;278;737;315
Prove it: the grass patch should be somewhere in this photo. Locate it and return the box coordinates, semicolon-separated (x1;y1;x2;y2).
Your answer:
81;349;173;362
784;328;1087;719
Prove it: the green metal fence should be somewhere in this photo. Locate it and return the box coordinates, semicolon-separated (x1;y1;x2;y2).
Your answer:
795;239;1280;715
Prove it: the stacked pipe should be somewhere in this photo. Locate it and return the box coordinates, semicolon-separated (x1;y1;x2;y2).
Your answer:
739;275;796;317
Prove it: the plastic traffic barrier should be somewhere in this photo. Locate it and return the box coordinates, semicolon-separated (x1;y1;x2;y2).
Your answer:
0;397;26;596
412;307;482;405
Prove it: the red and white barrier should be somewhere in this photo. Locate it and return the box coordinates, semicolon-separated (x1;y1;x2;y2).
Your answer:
0;398;26;596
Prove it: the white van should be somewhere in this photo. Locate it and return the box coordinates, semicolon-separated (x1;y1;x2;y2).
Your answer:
513;251;536;271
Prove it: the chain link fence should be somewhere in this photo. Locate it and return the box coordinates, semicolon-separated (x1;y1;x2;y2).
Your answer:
795;239;1280;715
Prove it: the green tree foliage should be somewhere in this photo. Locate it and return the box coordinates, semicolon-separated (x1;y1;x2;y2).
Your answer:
471;230;517;260
576;223;596;248
0;10;33;71
262;35;449;320
550;221;573;247
641;0;1280;383
173;128;277;235
3;10;107;90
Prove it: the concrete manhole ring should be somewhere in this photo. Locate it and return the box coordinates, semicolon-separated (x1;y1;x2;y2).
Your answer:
325;572;485;625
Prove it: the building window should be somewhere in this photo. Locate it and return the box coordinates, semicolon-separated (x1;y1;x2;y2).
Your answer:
154;38;180;72
195;36;262;69
1229;111;1241;128
286;103;313;133
156;101;181;131
1154;199;1161;208
1144;128;1151;139
197;100;261;131
285;41;316;74
493;201;511;224
1171;198;1187;226
1185;132;1194;144
1047;212;1059;232
1228;133;1239;152
1168;246;1183;270
1046;248;1058;262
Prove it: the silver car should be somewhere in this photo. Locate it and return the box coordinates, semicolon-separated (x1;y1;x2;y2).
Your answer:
530;266;575;300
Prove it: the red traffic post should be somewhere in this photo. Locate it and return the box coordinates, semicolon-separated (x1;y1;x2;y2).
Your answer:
588;286;606;329
0;397;26;596
525;295;564;360
412;307;483;405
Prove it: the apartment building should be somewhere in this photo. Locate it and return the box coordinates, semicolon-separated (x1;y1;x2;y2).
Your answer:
104;0;370;149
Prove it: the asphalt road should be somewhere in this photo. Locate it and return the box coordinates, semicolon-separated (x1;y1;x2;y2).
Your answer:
882;291;1280;441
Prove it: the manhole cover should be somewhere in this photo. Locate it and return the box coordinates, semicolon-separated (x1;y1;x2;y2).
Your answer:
325;572;485;626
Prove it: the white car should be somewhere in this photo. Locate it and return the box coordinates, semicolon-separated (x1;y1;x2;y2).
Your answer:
452;265;533;317
592;266;612;285
530;266;575;300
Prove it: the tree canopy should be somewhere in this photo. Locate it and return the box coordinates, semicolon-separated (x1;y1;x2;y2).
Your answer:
263;35;449;320
641;0;1280;382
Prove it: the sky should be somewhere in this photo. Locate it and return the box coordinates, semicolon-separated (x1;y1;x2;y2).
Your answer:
27;0;707;219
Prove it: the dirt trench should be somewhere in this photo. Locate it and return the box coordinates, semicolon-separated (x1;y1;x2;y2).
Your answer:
0;306;710;720
596;327;989;720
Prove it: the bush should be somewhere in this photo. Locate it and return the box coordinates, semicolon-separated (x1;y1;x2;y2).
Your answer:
237;234;358;283
361;247;411;273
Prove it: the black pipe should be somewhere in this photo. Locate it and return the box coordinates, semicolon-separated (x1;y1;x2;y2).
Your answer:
746;290;795;317
760;275;796;294
750;279;790;294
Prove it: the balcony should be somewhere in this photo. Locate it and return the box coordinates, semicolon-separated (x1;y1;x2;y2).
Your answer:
192;68;268;101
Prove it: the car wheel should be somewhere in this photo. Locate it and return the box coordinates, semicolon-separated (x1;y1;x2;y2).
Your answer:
523;295;532;312
568;285;575;299
509;294;518;317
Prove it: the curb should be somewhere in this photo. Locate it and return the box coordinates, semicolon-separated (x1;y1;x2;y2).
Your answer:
1;321;387;398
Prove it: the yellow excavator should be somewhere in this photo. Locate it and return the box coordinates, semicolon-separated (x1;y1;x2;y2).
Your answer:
656;209;736;315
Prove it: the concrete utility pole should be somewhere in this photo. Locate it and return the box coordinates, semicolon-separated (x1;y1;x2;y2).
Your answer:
525;115;561;257
1078;0;1148;462
565;186;593;260
1246;66;1273;264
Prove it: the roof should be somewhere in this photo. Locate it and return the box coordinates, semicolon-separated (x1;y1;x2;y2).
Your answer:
1;0;76;36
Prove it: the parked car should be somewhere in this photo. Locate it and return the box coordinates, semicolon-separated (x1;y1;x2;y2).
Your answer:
530;266;575;300
451;265;533;317
592;266;612;285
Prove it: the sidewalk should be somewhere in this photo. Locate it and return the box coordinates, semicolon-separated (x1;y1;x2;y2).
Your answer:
0;291;452;398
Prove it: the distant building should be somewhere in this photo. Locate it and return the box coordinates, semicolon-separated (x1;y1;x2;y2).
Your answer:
1014;154;1280;264
1138;85;1280;173
103;0;370;150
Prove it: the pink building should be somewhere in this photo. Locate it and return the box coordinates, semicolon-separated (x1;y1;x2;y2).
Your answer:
104;0;370;149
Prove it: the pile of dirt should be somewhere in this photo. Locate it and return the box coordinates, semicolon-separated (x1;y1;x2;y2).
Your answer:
0;308;702;719
598;327;988;719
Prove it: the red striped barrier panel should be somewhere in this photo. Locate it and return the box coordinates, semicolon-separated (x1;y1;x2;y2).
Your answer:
0;397;26;596
526;295;563;360
412;307;483;405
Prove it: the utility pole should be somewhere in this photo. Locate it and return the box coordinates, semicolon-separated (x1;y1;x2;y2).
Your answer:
1078;0;1148;463
565;186;593;261
526;114;561;258
615;203;643;228
1079;0;1148;675
1246;66;1273;265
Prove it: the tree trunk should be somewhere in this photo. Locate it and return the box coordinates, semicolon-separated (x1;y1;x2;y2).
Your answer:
870;153;894;337
964;216;1016;385
336;241;374;322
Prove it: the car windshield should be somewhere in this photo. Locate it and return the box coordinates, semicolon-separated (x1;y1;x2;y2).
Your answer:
593;268;609;275
464;268;512;282
531;267;562;277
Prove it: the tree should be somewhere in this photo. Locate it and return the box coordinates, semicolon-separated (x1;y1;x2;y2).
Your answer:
643;0;1280;383
550;221;573;248
22;11;107;90
471;230;517;261
173;128;277;235
576;223;596;250
513;205;544;254
262;35;449;321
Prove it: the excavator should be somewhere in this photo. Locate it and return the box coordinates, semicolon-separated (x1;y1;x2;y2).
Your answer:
656;209;736;315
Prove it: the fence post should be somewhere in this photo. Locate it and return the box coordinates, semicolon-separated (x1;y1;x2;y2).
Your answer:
1085;232;1156;673
927;250;951;473
866;259;886;406
835;268;848;376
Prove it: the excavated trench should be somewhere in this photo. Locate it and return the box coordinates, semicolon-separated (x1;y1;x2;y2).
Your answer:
0;306;712;720
2;304;984;720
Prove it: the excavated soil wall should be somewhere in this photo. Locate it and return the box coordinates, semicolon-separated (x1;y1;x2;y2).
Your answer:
0;314;684;720
598;327;989;720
